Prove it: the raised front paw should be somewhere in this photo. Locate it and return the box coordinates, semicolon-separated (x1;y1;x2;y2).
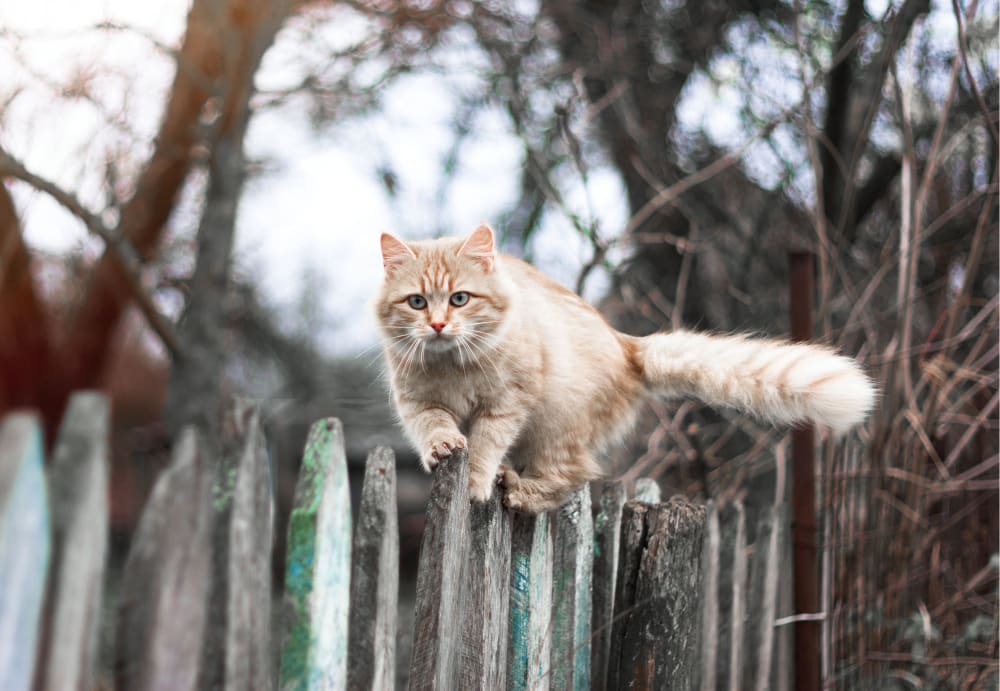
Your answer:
419;430;466;473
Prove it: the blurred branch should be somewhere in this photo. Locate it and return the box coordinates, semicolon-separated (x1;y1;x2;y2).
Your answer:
0;148;181;357
0;183;51;411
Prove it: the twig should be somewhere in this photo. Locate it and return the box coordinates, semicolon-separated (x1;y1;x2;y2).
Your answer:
0;147;182;358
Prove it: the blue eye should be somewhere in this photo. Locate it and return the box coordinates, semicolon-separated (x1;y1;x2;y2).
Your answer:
407;295;427;310
449;292;470;307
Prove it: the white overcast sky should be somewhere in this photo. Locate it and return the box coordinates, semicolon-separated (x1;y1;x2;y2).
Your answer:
0;0;972;354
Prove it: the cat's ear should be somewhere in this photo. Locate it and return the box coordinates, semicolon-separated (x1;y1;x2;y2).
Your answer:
380;232;416;276
458;223;496;272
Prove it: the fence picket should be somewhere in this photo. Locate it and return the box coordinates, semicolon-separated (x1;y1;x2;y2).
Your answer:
591;481;625;691
551;485;593;691
743;504;786;691
609;499;706;689
199;403;274;690
117;428;213;691
347;445;398;691
606;501;646;689
508;510;553;691
34;392;109;691
458;486;511;689
408;448;471;689
0;414;49;691
280;418;353;691
728;501;747;691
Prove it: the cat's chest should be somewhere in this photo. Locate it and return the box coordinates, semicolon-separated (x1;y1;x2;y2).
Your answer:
397;358;528;417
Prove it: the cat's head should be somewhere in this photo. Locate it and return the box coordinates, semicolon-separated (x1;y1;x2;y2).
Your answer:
375;225;512;363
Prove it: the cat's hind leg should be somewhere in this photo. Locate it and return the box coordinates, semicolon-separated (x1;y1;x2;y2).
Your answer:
500;448;603;513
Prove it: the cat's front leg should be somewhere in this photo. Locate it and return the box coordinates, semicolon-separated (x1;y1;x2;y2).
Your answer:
397;400;465;473
467;410;526;502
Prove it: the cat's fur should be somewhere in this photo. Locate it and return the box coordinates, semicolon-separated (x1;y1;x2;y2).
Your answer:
376;225;875;513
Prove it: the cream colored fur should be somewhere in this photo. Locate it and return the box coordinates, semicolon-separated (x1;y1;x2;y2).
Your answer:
376;225;875;513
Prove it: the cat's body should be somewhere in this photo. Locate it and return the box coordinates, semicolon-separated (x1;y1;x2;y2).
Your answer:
376;225;875;512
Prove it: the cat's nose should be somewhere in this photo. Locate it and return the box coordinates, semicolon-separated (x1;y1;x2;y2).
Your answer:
430;322;447;333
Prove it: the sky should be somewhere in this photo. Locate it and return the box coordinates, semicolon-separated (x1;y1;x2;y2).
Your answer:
0;0;981;355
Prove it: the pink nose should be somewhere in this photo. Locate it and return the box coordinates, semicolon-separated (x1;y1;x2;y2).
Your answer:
430;322;447;333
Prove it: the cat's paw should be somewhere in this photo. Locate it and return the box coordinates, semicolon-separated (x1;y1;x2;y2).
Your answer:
419;431;466;473
497;466;526;511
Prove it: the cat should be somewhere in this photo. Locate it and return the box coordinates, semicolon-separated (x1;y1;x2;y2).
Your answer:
375;224;875;513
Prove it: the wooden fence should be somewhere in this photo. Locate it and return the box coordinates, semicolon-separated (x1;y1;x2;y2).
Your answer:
0;392;791;690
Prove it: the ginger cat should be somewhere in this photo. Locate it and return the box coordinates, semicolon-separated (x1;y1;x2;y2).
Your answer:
376;225;875;513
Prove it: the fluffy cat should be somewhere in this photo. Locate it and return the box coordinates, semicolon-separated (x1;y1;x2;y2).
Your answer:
376;224;875;513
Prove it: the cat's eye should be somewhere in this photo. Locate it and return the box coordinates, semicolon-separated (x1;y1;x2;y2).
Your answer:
449;292;470;307
407;295;428;310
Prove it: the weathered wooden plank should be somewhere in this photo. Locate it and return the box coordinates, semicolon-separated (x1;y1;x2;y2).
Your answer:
199;401;274;691
0;414;49;691
34;392;109;691
728;501;747;691
551;484;593;691
699;501;721;691
591;481;625;691
347;445;398;691
743;504;787;691
508;510;553;691
408;448;471;690
280;418;353;691
611;498;706;690
606;501;649;690
117;428;214;691
458;484;511;690
633;478;661;504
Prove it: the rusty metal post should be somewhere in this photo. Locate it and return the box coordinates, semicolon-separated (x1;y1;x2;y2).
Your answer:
789;251;819;691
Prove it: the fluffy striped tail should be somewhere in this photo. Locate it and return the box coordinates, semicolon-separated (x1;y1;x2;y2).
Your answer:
634;330;876;434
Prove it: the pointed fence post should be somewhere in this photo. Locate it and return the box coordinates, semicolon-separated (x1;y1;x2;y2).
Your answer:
34;393;109;691
508;510;553;691
0;414;49;691
458;486;511;689
200;401;274;691
280;418;353;691
408;449;471;689
347;446;398;691
116;428;214;691
551;485;593;691
591;481;626;691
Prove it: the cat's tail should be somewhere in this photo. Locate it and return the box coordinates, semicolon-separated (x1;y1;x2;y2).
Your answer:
631;330;876;434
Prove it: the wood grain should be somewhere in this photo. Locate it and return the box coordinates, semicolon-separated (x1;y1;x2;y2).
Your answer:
458;485;511;690
609;499;706;690
348;445;398;691
408;448;471;690
591;481;625;691
551;485;593;691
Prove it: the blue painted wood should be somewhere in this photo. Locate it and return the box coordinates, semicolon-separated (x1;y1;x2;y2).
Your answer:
508;511;552;691
0;414;49;691
280;417;351;691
